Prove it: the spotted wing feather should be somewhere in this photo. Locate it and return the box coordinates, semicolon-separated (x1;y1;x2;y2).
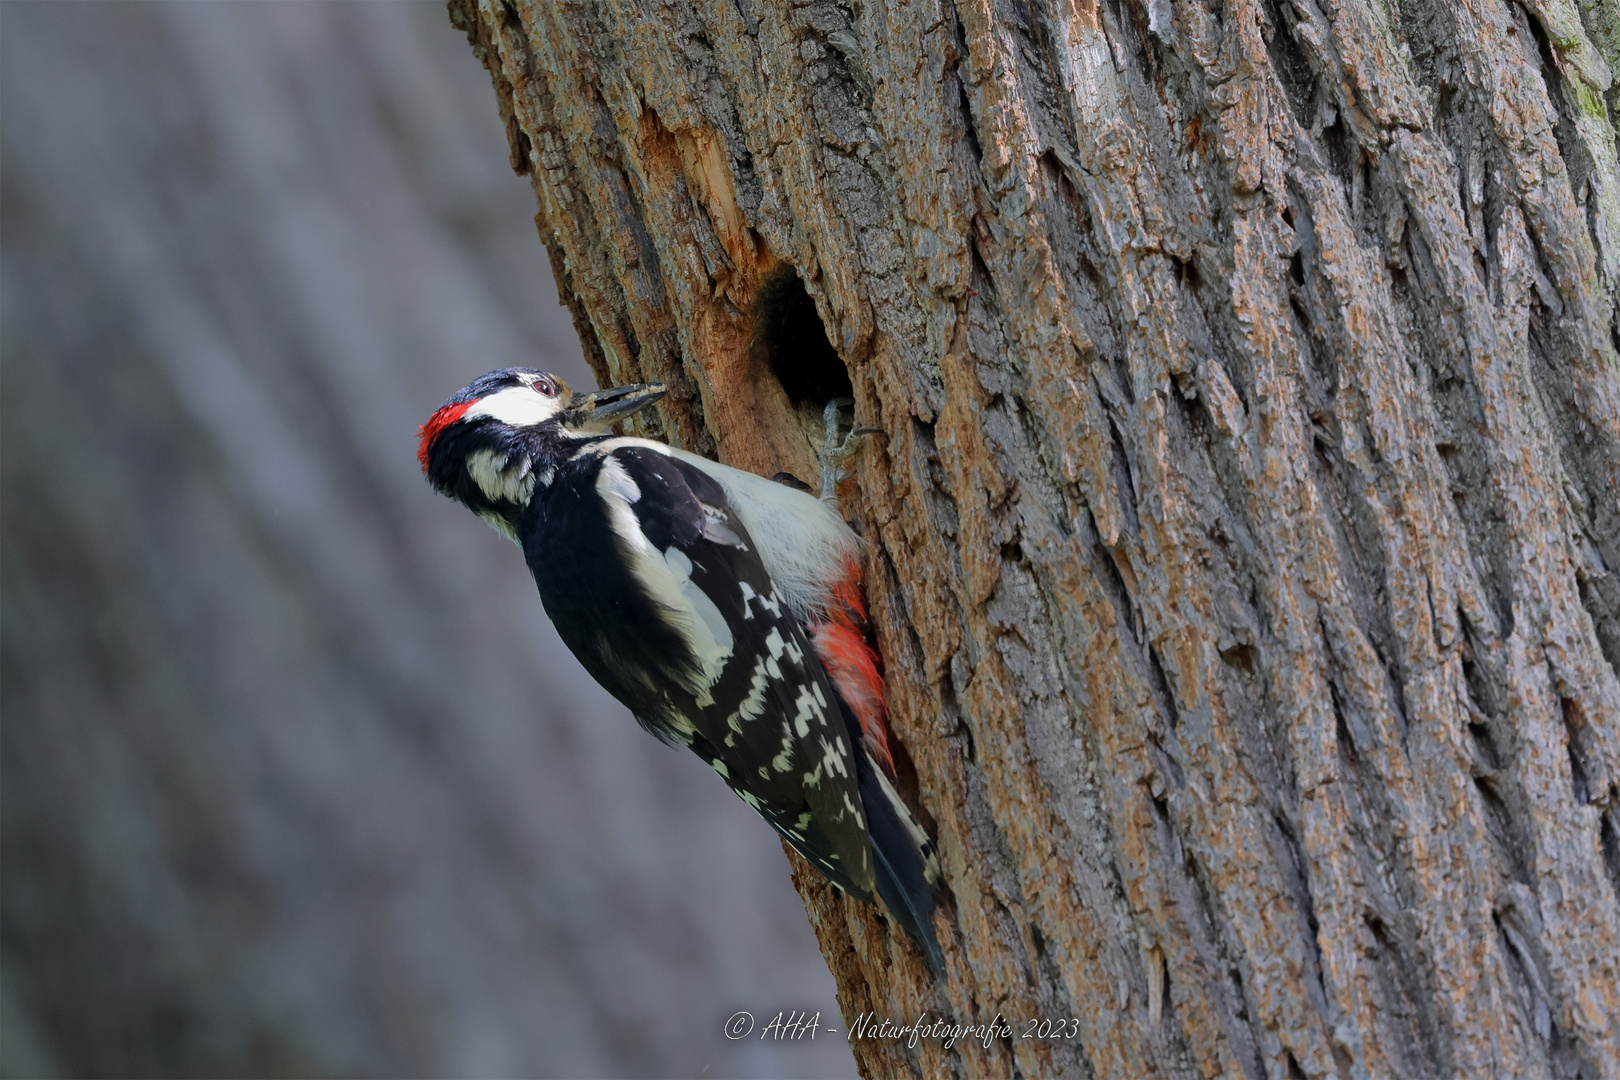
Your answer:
526;445;876;897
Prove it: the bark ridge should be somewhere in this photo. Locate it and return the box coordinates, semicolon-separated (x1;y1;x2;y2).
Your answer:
453;0;1620;1074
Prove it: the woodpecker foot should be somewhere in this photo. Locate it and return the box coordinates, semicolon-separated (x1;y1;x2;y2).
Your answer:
819;398;882;503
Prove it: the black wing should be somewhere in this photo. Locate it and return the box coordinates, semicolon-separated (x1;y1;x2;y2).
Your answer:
525;444;876;897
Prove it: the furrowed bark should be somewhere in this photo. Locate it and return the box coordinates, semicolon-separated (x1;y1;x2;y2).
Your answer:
451;0;1620;1074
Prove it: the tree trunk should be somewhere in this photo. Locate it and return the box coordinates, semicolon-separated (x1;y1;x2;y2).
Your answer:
452;0;1620;1074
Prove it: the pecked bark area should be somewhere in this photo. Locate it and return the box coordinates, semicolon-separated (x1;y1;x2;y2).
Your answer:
451;0;1620;1074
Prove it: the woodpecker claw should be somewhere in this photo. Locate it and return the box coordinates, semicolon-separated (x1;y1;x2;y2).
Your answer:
819;400;882;503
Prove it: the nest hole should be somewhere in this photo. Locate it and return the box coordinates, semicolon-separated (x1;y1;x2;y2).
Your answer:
752;266;853;407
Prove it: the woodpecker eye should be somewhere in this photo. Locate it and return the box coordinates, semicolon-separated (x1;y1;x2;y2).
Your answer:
533;378;557;398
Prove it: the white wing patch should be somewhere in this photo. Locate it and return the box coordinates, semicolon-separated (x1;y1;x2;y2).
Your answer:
596;457;733;703
584;437;862;619
663;547;736;694
598;458;641;504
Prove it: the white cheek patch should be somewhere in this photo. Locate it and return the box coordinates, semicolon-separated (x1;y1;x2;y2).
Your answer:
464;385;566;428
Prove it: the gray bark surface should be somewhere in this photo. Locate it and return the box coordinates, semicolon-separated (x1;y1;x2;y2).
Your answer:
0;3;853;1077
455;0;1620;1074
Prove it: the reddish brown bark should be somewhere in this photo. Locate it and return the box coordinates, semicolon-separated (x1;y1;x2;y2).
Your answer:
454;0;1620;1074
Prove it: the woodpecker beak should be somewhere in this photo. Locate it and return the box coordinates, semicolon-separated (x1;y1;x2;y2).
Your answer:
571;381;666;430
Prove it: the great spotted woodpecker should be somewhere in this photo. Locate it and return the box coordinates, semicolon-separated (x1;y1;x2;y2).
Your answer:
419;368;944;973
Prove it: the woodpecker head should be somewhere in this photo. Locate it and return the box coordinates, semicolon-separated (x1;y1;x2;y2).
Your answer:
418;367;666;538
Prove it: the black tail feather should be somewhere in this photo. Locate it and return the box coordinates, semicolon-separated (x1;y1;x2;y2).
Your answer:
854;745;946;979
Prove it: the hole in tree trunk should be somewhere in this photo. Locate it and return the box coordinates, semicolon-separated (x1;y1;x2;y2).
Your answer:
751;265;853;407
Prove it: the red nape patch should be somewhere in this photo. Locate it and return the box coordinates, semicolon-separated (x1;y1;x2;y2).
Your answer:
417;400;474;473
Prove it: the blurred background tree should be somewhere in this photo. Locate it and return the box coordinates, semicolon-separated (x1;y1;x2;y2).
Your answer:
0;3;855;1077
